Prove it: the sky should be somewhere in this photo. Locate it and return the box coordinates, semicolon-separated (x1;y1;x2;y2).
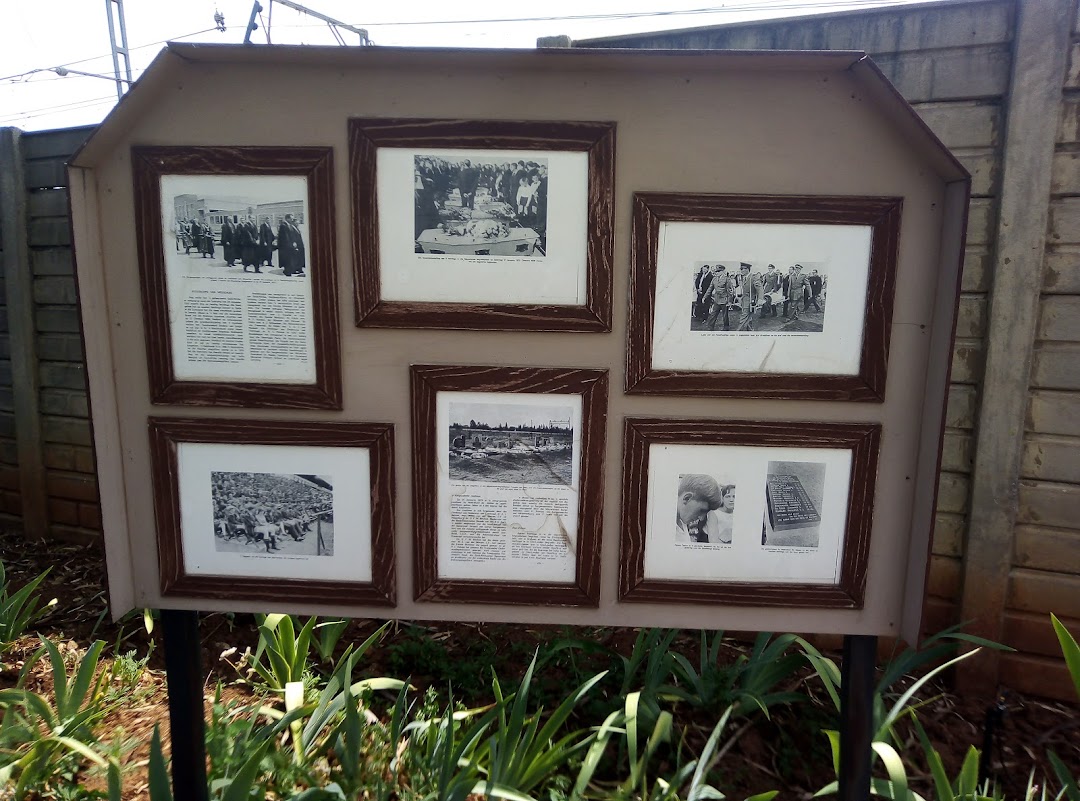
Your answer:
0;0;926;132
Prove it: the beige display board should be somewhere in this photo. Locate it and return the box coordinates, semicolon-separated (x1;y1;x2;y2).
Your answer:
69;44;968;644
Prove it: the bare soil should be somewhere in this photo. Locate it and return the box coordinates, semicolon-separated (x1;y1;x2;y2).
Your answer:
449;448;573;486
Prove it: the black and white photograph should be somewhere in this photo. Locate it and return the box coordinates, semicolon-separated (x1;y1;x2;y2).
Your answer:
647;217;874;379
640;439;853;588
421;374;598;598
211;471;334;557
168;184;309;278
447;399;574;487
414;154;549;257
761;461;827;549
157;173;317;386
674;473;735;545
171;437;379;587
690;260;828;334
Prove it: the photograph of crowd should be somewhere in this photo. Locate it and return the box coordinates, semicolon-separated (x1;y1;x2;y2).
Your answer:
414;154;549;257
448;400;573;487
690;261;828;333
674;473;736;545
761;461;826;548
170;191;308;278
211;471;334;556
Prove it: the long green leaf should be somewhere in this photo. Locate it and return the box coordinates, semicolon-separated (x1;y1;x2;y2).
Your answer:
570;710;622;801
1050;614;1080;701
1048;750;1080;801
148;726;174;801
51;734;108;766
872;740;910;800
66;639;106;717
221;735;272;801
909;711;955;801
877;650;979;739
470;781;538;801
41;637;70;715
954;746;981;797
687;706;733;801
292;616;318;678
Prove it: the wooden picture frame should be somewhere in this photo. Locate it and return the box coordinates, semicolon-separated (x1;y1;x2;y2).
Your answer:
132;146;342;409
620;417;880;608
411;365;608;605
626;193;902;401
350;118;615;331
149;417;395;606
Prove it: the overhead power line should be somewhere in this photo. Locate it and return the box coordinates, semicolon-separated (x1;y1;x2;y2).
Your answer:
0;26;221;84
341;0;913;27
2;0;915;83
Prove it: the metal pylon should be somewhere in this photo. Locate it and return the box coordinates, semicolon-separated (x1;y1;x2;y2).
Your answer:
105;0;133;100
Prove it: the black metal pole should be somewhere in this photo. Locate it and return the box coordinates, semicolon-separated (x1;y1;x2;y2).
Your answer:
161;609;209;801
838;634;877;801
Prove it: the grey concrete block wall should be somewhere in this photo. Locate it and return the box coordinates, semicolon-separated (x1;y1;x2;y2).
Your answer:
0;125;97;543
577;0;1080;699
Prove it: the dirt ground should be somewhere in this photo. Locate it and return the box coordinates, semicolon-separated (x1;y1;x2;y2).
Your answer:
1;526;1077;798
449;448;573;486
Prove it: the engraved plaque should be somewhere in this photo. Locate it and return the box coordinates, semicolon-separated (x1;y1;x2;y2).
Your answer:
765;474;821;531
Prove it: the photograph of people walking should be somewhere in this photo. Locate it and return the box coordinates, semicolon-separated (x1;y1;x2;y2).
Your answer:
414;153;549;257
171;188;308;278
690;260;827;333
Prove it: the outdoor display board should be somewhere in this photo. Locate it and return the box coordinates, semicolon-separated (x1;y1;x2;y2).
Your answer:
68;44;968;644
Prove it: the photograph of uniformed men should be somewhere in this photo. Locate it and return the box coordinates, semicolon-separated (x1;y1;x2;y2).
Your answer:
211;471;334;557
414;154;549;257
674;473;735;545
690;260;827;333
171;191;308;278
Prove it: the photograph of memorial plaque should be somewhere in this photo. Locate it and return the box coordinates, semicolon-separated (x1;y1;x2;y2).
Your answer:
149;418;395;605
411;365;608;605
619;418;880;608
626;193;902;401
132;146;341;409
761;462;827;549
350;118;615;331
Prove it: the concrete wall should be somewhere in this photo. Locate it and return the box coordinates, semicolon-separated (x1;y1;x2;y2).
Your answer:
577;0;1080;700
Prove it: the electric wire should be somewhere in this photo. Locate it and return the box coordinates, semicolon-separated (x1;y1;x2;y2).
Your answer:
0;0;919;122
0;26;220;84
0;95;118;125
1;0;915;84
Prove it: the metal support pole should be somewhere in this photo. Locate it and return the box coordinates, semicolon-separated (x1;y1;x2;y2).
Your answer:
161;609;209;801
838;634;877;801
104;0;133;100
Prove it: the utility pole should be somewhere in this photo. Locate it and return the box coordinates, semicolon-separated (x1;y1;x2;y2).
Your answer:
104;0;133;100
246;0;370;46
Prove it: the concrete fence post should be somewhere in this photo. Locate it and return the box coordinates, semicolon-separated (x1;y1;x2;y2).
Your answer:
958;0;1076;693
0;127;50;541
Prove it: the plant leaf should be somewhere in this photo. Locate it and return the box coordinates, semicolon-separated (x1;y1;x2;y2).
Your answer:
148;726;174;801
1050;614;1080;702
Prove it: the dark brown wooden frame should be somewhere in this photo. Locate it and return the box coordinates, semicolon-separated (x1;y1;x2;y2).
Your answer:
411;365;608;605
149;417;395;606
625;193;903;401
350;118;615;331
132;146;342;408
620;417;881;608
